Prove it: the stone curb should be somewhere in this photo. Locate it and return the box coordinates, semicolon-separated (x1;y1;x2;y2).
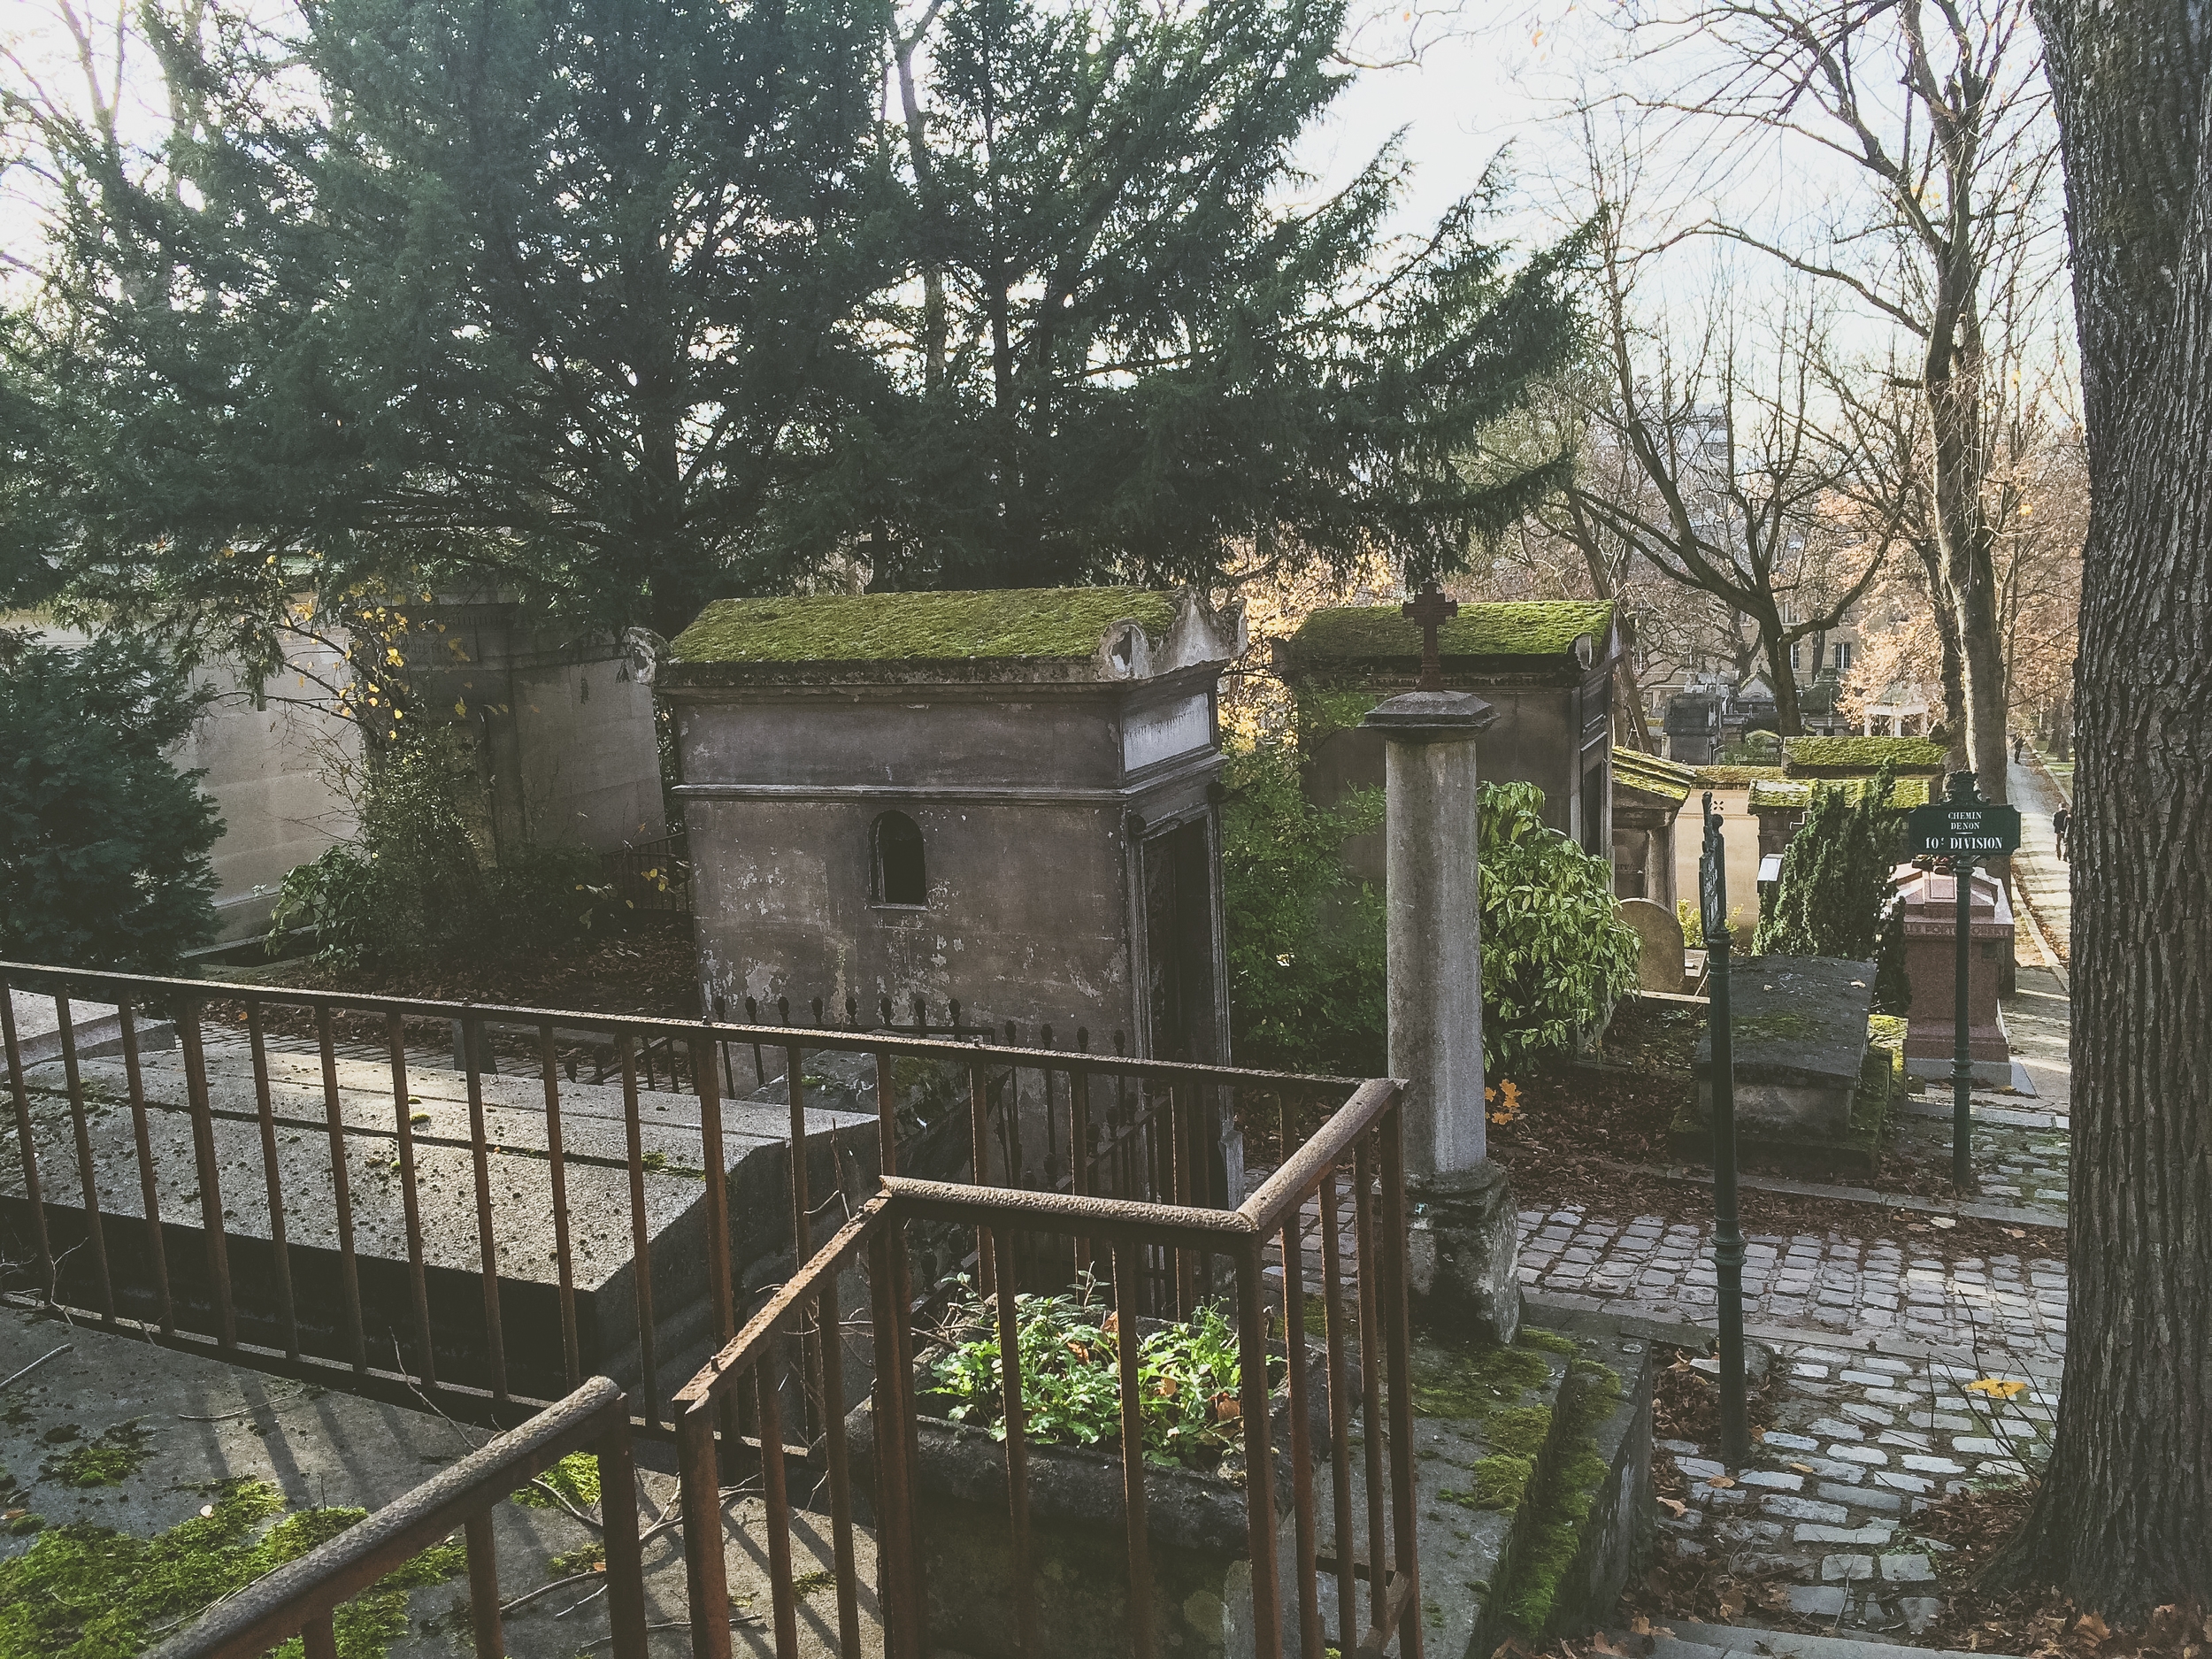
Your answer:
1575;1156;2066;1231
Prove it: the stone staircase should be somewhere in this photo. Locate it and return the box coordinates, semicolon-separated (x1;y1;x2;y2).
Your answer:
1635;1618;2002;1659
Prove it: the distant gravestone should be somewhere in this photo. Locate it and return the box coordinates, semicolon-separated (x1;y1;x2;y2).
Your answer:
1617;897;1686;994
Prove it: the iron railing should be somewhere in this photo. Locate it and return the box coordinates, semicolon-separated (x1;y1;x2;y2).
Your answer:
149;1376;647;1659
669;1073;1422;1659
0;962;1366;1437
600;831;690;917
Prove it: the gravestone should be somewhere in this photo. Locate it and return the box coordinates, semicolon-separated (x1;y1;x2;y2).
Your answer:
1617;898;1686;995
1893;864;2013;1085
1671;956;1905;1180
0;1043;872;1402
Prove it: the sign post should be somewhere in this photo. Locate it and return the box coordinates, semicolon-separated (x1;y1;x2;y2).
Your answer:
1699;793;1748;1465
1906;774;2023;1193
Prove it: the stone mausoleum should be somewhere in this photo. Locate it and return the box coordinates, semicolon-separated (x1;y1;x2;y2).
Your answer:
1275;600;1622;882
659;588;1244;1061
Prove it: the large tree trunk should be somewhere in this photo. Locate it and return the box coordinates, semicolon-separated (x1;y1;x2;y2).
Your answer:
2001;0;2212;1616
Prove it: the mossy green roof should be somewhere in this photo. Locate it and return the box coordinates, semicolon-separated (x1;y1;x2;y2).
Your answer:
1611;747;1698;804
668;587;1178;665
1690;764;1786;788
1782;735;1947;773
1748;775;1932;810
1285;601;1615;664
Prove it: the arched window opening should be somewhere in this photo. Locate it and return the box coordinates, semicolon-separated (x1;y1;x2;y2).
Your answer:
872;811;927;906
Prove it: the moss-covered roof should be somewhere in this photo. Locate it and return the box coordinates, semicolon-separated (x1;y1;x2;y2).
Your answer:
1690;764;1787;788
1285;601;1615;664
1748;775;1932;810
1782;735;1947;773
668;587;1178;665
1611;747;1698;804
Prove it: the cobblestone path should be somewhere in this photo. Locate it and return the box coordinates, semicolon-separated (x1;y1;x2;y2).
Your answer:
1515;1210;2066;1371
1656;1342;2053;1636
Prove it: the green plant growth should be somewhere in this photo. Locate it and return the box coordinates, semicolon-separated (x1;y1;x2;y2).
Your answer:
271;732;623;971
1219;733;1387;1078
1477;782;1641;1072
0;631;221;972
0;1477;464;1658
922;1278;1262;1470
512;1451;602;1510
1494;1357;1624;1637
1754;769;1910;1010
1676;899;1747;950
40;1422;154;1488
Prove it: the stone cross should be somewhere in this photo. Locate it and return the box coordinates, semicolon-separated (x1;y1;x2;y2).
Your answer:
1402;580;1459;693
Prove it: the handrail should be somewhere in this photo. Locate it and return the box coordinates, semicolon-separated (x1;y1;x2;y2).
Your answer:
0;959;1363;1093
149;1377;646;1659
1240;1075;1403;1236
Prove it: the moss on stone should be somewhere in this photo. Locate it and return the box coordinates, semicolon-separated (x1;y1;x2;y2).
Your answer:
1409;1340;1551;1419
0;1476;465;1659
1440;1453;1538;1513
1726;1010;1824;1044
1612;749;1697;805
1517;1326;1578;1357
1490;1356;1625;1639
1783;735;1947;772
669;587;1177;665
513;1450;602;1510
42;1420;153;1488
1691;765;1786;787
1286;601;1615;665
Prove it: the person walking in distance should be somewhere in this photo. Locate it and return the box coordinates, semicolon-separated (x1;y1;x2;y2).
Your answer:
2013;732;2026;764
2052;803;2071;863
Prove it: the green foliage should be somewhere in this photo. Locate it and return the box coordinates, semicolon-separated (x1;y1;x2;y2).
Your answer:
272;734;618;970
0;632;220;972
1477;782;1641;1073
1753;768;1907;964
1219;733;1387;1077
41;1422;153;1489
512;1452;603;1511
0;1477;463;1659
924;1277;1255;1469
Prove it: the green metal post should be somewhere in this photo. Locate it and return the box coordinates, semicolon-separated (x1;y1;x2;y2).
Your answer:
1947;772;1982;1194
1700;794;1748;1465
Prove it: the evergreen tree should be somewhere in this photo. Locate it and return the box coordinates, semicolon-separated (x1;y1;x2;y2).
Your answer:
1754;767;1904;964
12;0;894;654
868;0;1582;590
0;632;221;972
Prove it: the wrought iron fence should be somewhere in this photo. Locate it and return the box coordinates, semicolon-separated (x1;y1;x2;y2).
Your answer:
669;1073;1423;1659
0;961;1367;1440
147;1376;647;1659
599;831;690;917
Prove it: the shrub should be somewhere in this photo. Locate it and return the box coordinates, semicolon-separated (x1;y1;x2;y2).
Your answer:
1476;780;1640;1072
272;733;620;969
0;631;220;972
1753;768;1907;962
1219;733;1386;1077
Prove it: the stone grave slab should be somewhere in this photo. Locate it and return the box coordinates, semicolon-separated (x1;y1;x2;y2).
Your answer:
1673;957;1902;1179
1617;898;1687;995
0;1046;872;1404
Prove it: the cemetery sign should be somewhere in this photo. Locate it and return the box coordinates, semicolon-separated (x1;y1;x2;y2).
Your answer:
1907;801;2022;857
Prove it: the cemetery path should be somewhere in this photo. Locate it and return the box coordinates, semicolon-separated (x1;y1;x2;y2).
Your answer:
2006;757;2072;965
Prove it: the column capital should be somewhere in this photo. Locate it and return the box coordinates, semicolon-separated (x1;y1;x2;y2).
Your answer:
1361;689;1496;741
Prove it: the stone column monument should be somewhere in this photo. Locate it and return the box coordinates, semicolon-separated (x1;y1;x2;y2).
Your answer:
1361;582;1522;1346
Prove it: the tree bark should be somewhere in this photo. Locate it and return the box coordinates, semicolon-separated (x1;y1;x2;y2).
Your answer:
2000;0;2212;1615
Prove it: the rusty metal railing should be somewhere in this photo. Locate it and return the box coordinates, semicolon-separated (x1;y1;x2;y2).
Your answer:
0;962;1367;1438
600;831;690;916
670;1074;1422;1659
149;1376;648;1659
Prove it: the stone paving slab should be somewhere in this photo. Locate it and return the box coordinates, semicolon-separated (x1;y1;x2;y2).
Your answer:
1650;1340;2052;1641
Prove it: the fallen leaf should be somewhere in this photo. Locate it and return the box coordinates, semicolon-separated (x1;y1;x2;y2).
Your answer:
2005;1227;2027;1239
1932;1216;1958;1230
1593;1636;1627;1655
1965;1378;2029;1399
1789;1461;1814;1473
1658;1497;1687;1518
1629;1617;1653;1636
1706;1475;1737;1489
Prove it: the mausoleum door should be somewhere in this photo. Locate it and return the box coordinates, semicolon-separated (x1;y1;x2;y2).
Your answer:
1141;818;1217;1064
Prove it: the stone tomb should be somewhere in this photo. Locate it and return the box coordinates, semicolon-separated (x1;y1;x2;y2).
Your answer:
1671;956;1906;1180
0;1043;871;1402
1893;864;2014;1086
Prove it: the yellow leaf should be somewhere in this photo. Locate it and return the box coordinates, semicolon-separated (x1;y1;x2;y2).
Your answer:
1963;1378;2027;1399
455;701;467;717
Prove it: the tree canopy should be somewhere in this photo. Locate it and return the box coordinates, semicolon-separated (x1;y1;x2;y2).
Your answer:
4;0;1581;667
